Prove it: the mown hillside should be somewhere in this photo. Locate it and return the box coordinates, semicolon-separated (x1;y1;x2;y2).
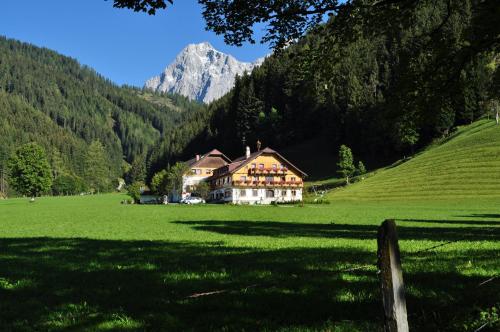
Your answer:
329;120;500;201
0;36;205;188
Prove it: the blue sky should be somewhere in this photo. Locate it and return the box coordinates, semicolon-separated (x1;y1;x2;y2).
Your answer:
0;0;271;87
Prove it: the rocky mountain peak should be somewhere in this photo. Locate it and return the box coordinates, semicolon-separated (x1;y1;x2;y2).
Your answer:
145;42;264;104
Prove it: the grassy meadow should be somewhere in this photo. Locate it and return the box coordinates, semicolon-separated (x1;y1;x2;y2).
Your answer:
329;120;500;201
0;194;499;331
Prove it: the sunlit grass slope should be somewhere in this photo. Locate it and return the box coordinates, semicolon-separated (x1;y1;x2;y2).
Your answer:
330;120;500;201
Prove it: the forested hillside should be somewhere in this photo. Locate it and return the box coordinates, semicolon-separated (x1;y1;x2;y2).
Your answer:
150;0;499;179
0;36;205;192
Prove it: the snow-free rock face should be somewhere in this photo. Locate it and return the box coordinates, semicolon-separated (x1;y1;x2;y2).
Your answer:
145;42;264;104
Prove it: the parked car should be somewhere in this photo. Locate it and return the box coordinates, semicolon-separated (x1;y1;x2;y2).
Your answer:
181;196;206;204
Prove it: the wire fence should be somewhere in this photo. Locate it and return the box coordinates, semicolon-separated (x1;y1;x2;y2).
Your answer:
183;220;499;330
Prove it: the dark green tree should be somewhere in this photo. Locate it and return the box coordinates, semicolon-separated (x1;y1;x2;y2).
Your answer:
337;145;355;184
126;154;147;184
162;162;189;195
84;140;110;193
150;169;168;195
52;174;86;196
7;143;52;200
49;148;67;179
235;80;264;145
394;119;420;156
357;161;367;176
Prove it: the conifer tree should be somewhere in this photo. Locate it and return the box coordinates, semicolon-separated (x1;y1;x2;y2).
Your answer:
126;154;147;184
84;140;110;193
357;161;366;176
49;148;67;179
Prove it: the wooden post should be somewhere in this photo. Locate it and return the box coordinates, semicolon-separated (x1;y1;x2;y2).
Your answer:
377;220;409;332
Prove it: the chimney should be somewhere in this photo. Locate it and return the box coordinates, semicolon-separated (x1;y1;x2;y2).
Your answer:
245;146;251;159
196;154;200;161
256;140;262;152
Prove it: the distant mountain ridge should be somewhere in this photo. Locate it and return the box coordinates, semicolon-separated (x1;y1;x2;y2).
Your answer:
145;42;264;103
0;36;205;186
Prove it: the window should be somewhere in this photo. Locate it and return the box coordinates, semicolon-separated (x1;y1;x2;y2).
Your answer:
265;176;274;183
240;189;246;197
266;190;275;198
253;176;259;182
272;164;277;170
292;190;297;197
240;176;247;182
206;169;211;174
259;163;264;170
291;177;296;182
282;190;287;196
281;176;286;182
253;189;258;197
251;163;256;169
224;190;232;198
280;164;285;169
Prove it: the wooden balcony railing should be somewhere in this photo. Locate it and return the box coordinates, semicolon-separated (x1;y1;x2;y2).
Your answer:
231;180;303;187
248;167;288;175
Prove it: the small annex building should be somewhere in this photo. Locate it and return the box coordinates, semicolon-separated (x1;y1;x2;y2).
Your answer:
176;149;232;202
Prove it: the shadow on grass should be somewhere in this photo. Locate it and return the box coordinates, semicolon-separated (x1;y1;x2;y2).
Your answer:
0;235;498;331
175;220;500;241
0;238;380;331
457;214;500;219
396;218;500;226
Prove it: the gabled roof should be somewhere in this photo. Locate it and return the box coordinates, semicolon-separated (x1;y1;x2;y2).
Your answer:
185;149;232;168
213;147;308;178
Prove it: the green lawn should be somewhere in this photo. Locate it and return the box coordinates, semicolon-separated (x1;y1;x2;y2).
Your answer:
0;194;498;331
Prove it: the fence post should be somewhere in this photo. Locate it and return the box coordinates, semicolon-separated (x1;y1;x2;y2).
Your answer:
377;219;409;332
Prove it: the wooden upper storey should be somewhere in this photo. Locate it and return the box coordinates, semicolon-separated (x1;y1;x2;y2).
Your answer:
184;149;231;177
210;147;306;189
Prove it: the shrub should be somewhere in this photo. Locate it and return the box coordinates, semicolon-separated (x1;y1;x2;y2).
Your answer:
126;182;143;204
52;175;86;196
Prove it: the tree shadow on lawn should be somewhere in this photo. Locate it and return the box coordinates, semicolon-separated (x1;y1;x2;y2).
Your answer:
396;218;500;226
0;236;498;331
175;220;500;242
1;238;379;331
456;214;500;220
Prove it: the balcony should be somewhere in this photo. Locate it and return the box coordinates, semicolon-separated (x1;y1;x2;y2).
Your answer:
232;180;303;188
248;167;288;175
